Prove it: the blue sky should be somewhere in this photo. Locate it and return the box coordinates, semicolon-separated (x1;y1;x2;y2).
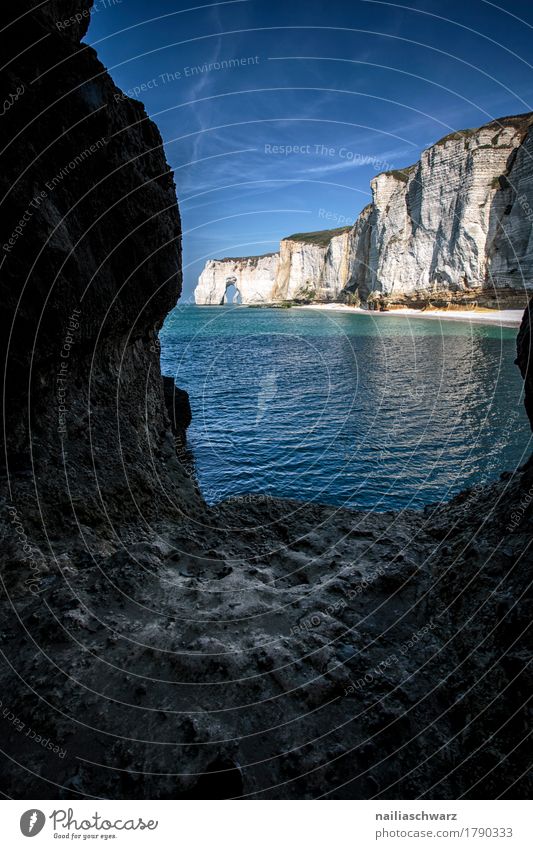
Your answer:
88;0;533;297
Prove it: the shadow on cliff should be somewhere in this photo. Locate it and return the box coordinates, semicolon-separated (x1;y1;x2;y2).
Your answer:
486;125;533;309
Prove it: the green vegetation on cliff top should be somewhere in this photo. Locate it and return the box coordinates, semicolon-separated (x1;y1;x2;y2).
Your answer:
285;226;352;246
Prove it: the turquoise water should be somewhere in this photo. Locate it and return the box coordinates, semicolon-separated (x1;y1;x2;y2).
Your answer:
160;305;532;510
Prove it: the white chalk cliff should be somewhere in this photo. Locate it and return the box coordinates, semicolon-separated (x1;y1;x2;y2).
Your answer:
194;253;279;305
194;113;533;307
194;230;354;304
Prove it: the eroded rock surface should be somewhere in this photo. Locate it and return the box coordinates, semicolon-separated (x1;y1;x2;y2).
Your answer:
0;0;200;530
516;298;533;430
1;480;532;799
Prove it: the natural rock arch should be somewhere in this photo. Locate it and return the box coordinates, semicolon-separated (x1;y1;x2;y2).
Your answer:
221;278;242;305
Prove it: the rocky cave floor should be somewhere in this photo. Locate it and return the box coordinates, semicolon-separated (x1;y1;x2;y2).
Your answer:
0;467;531;800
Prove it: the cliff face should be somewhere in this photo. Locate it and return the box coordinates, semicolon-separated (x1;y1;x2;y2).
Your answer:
355;115;533;307
489;126;533;287
274;230;355;301
1;0;200;528
195;253;279;304
194;228;352;304
195;114;533;308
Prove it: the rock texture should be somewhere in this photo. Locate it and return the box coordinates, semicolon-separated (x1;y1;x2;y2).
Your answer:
196;114;533;308
0;1;532;802
273;229;354;302
516;298;533;430
162;377;192;446
195;253;279;304
354;115;533;308
0;0;201;530
1;475;532;800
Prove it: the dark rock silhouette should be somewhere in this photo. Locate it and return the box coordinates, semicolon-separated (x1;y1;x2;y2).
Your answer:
0;0;200;530
516;298;533;430
162;377;192;445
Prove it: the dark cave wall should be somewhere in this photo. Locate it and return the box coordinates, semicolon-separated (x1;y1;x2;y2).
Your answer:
0;1;200;526
516;298;533;433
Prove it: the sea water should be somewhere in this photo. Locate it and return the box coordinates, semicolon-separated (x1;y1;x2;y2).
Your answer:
160;305;531;510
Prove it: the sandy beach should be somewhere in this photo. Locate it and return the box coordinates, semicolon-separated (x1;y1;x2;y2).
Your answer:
293;302;524;325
